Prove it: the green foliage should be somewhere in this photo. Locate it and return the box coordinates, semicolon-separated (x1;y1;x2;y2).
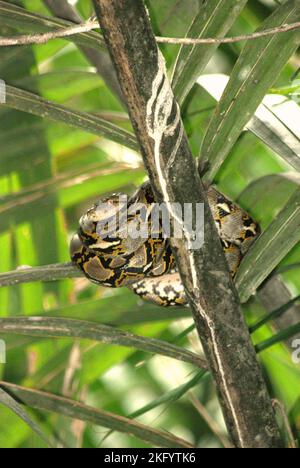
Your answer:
0;0;299;448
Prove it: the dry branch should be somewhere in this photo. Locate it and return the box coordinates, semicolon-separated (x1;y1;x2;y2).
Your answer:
92;0;283;449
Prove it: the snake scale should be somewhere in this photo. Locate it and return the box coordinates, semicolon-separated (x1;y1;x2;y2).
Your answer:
70;182;260;306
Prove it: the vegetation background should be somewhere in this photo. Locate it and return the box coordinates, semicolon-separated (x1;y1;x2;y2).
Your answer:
0;0;299;448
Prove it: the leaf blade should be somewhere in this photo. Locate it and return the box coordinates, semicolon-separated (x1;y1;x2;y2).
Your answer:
256;323;300;353
0;388;52;448
0;381;194;448
4;85;138;151
200;1;300;181
236;187;300;303
172;0;248;105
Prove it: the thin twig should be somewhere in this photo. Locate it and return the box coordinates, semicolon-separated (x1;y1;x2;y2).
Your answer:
0;20;300;47
156;22;300;45
0;19;99;46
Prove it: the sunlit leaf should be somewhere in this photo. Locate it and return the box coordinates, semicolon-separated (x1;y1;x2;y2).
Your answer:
256;323;300;353
198;74;300;172
172;0;248;105
200;1;300;181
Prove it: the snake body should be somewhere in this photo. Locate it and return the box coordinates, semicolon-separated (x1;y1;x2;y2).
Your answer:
70;182;260;306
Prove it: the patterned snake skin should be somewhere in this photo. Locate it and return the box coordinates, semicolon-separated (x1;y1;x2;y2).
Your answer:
70;182;260;306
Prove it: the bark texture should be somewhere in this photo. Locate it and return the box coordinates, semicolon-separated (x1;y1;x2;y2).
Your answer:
93;0;283;448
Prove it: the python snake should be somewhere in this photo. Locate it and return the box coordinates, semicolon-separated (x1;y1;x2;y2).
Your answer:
70;182;260;306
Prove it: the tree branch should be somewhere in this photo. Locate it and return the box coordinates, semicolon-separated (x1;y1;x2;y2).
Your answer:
92;0;283;448
0;19;299;47
0;263;80;288
0;18;98;46
0;317;208;370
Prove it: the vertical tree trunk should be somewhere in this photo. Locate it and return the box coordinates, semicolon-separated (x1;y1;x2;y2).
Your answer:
93;0;283;448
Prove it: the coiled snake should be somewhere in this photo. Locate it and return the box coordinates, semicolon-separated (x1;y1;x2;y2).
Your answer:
70;182;260;306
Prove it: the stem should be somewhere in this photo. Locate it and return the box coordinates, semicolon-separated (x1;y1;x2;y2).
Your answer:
92;0;283;449
0;19;98;46
0;263;80;287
